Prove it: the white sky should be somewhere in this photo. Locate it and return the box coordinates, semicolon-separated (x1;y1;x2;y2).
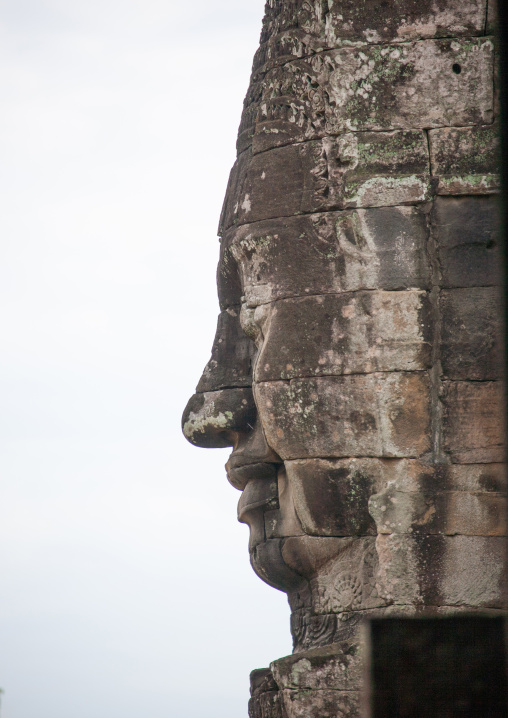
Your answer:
0;2;292;716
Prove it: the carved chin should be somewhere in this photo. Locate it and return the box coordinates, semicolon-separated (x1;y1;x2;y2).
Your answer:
249;539;306;593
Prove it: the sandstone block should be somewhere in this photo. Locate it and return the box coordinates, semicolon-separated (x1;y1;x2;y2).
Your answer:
237;472;282;545
391;462;507;493
237;477;279;523
440;287;501;380
442;380;504;463
445;463;506;492
286;460;507;525
285;460;378;536
254;372;431;461
249;669;282;718
251;668;278;695
240;38;494;153
251;539;306;593
253;291;431;381
376;534;506;607
220;132;430;231
255;0;486;65
432;196;500;288
280;688;360;718
282;536;363;578
248;691;283;718
225;418;281;490
290;611;341;652
217;238;242;310
439;535;506;607
291;604;507;653
271;640;363;691
429;125;500;195
369;485;507;536
225;206;430;307
264;467;305;539
308;537;384;614
242;506;269;552
196;307;254;392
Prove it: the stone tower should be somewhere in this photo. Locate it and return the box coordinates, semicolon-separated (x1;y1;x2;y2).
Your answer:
182;2;504;715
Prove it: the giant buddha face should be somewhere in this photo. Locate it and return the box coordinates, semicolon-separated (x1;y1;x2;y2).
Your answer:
181;0;504;652
181;153;433;596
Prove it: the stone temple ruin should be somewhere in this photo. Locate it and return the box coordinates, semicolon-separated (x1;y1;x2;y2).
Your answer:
182;1;505;715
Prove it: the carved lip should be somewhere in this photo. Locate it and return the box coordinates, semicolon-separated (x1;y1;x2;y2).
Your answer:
226;455;280;490
237;477;279;522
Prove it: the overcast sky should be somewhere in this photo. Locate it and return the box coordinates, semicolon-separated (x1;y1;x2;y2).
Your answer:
0;2;292;716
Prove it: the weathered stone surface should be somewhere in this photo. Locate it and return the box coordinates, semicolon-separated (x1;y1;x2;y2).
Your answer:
429;125;500;195
440;287;502;380
238;477;279;523
249;669;282;718
280;688;360;718
282;536;361;578
249;690;283;718
443;381;504;463
196;307;254;392
220;132;430;231
255;372;431;460
264;467;305;539
239;38;494;153
287;456;507;494
291;603;507;653
252;291;431;381
225;418;282;491
290;611;342;651
257;0;486;57
217;237;242;310
181;388;255;448
444;462;506;492
285;460;378;536
370;485;507;536
365;616;508;718
242;506;269;551
251;538;306;593
432;195;500;288
410;462;508;493
271;640;363;691
286;456;507;538
376;534;506;607
251;667;279;695
308;537;384;614
226;206;430;307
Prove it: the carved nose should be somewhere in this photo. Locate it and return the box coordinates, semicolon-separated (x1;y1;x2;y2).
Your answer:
182;388;256;449
182;303;256;448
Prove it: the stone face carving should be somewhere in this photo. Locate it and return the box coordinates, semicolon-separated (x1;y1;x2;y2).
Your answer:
182;1;504;714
